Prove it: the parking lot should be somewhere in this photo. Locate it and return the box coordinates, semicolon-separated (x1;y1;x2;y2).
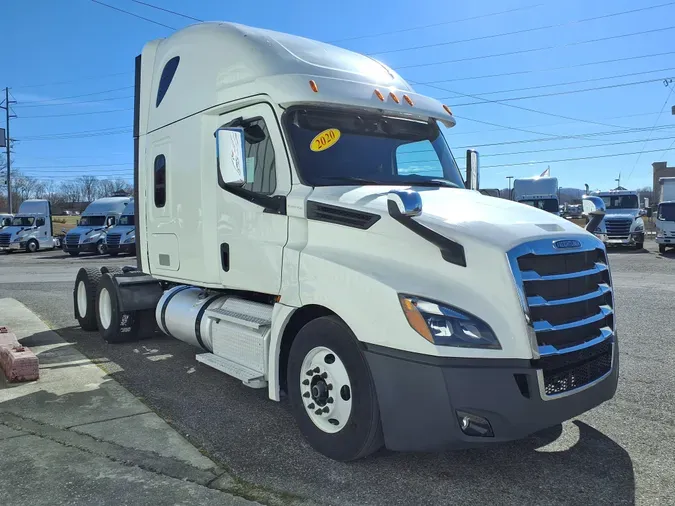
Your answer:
1;243;674;506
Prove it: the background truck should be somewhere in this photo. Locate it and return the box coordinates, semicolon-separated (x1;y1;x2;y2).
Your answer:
0;199;56;253
512;175;559;214
105;198;136;257
63;196;130;256
656;177;675;254
590;189;645;249
71;21;618;462
0;213;12;228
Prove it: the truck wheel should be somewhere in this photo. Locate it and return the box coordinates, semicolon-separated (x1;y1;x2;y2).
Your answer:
659;244;667;254
96;273;140;343
635;242;644;250
69;251;80;257
74;267;102;331
100;266;123;275
26;239;39;253
287;315;383;461
96;241;106;255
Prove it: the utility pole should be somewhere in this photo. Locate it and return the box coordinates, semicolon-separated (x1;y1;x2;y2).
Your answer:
506;176;514;200
1;87;17;213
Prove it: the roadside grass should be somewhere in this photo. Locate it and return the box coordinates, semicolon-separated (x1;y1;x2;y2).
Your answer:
52;215;79;234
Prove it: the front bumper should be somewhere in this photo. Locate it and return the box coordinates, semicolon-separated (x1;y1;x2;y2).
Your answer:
0;242;22;251
656;236;674;245
603;232;644;245
364;339;619;452
63;242;98;253
106;243;135;254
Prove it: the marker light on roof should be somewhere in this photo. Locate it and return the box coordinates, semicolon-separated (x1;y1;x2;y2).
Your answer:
389;92;400;104
309;80;319;93
443;104;453;115
403;94;414;106
374;89;385;101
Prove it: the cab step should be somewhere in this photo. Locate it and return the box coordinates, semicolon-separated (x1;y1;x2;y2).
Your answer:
196;353;267;389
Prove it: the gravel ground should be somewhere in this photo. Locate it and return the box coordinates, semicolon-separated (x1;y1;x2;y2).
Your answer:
1;243;674;506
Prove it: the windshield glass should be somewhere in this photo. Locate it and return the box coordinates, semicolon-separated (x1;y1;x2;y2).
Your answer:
283;107;465;188
119;215;135;226
79;215;106;227
518;199;559;213
601;194;639;209
11;217;34;227
658;203;675;221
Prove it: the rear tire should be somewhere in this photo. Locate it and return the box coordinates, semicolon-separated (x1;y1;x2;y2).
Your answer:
96;273;141;343
74;268;102;331
659;244;667;254
287;315;384;461
26;239;39;253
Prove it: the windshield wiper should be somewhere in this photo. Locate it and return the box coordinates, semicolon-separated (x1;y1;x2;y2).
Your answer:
322;176;460;188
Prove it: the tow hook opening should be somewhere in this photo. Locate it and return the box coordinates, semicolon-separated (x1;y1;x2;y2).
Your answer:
456;410;494;437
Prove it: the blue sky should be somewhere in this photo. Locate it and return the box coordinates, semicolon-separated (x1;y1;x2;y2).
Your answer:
2;0;674;191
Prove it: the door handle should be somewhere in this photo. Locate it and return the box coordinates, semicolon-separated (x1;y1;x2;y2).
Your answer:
220;243;230;272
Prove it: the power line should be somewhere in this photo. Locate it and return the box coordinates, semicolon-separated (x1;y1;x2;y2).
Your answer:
395;25;675;70
18;108;133;119
13;72;132;90
371;2;675;56
658;138;675;159
329;4;543;43
15;163;131;170
626;82;675;181
17;86;133;105
130;0;203;21
19;126;131;140
18;95;133;109
90;0;176;30
19;131;132;142
419;51;675;85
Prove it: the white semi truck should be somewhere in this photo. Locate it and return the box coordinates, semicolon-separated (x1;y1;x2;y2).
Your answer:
63;197;130;256
72;22;619;461
656;177;675;254
512;175;559;214
0;199;56;253
0;213;12;228
590;189;645;249
105;198;136;257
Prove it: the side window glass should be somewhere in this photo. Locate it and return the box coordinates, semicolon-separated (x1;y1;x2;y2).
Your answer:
154;155;166;208
395;140;443;178
36;218;45;227
243;119;276;195
156;56;180;107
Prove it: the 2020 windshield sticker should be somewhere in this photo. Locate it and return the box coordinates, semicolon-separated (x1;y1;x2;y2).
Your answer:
310;128;341;152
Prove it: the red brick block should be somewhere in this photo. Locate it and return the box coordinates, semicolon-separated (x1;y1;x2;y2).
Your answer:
0;345;39;382
0;326;20;349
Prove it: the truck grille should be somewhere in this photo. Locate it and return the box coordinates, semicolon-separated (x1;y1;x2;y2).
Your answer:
65;234;80;246
0;233;10;247
106;234;121;247
508;237;615;396
604;218;632;239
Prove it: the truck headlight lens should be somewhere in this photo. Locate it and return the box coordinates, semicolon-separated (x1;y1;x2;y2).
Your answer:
398;295;501;349
124;234;135;243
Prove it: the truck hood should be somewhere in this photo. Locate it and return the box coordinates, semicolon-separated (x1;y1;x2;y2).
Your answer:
107;226;135;235
0;226;30;236
67;226;106;236
309;186;590;250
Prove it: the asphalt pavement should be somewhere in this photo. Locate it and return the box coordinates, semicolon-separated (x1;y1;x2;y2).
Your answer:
1;244;674;506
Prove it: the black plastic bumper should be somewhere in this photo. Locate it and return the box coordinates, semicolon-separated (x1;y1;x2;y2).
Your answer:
363;341;619;452
64;243;97;253
107;244;135;254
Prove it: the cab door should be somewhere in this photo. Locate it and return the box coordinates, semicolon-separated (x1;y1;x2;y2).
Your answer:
35;216;50;247
215;103;291;295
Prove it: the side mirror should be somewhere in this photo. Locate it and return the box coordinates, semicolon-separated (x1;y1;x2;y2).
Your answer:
61;228;67;234
387;189;422;218
216;127;247;186
646;208;653;218
638;208;647;217
465;149;479;190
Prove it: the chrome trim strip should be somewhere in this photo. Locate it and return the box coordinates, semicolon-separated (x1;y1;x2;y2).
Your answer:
536;341;615;401
521;262;608;282
527;284;611;307
532;306;612;332
538;328;613;356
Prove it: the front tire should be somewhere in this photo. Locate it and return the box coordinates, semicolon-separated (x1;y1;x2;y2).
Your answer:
96;240;106;255
26;239;39;253
96;273;141;343
659;244;667;254
635;242;644;250
287;315;383;461
74;268;102;331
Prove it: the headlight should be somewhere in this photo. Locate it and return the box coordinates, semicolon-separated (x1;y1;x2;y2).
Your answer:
657;230;664;238
84;237;94;243
633;224;644;232
398;295;501;349
124;234;135;243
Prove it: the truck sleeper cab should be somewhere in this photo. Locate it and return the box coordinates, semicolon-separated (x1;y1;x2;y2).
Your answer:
72;22;618;462
512;176;560;215
0;200;55;253
64;197;130;256
105;198;136;256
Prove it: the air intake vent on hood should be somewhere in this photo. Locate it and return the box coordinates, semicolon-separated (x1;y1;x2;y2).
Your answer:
306;201;380;230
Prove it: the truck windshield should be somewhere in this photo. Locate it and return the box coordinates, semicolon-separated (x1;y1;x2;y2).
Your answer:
119;215;135;226
601;195;639;209
658;203;675;221
283;107;464;188
79;216;106;227
11;217;34;227
518;199;559;213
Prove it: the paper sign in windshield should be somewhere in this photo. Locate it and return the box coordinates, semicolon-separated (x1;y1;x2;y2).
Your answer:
310;128;341;152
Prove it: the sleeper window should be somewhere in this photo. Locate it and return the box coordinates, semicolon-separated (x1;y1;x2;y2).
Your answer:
156;56;180;107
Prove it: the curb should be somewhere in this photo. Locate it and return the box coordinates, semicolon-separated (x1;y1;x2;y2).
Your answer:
0;326;39;383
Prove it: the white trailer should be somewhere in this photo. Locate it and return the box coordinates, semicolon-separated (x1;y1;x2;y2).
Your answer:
73;22;618;461
0;200;56;253
63;197;130;256
656;177;675;254
512;176;559;214
105;198;136;257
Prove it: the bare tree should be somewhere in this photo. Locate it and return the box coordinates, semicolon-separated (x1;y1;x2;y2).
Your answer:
76;175;99;203
33;180;47;199
59;181;81;205
12;172;38;206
